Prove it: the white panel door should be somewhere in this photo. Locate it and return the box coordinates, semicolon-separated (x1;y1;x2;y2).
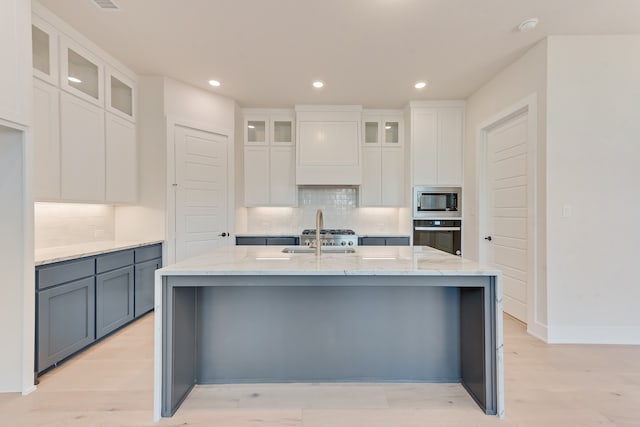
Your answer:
361;147;382;206
269;146;296;206
60;92;105;202
411;109;437;185
33;78;60;200
175;126;229;262
105;113;136;203
484;113;529;322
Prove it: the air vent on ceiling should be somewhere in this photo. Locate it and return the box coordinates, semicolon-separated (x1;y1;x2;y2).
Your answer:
92;0;120;10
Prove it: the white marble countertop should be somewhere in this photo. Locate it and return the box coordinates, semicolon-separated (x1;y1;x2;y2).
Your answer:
35;240;164;266
158;245;500;277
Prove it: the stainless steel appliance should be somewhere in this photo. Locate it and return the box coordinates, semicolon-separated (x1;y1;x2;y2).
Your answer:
413;219;462;256
413;186;461;218
300;229;358;247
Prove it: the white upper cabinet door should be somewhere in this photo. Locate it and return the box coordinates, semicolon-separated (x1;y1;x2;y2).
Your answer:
363;118;380;146
244;116;268;146
33;78;61;200
105;113;137;203
60;36;104;106
105;67;136;122
243;146;269;206
31;15;59;86
381;147;404;206
270;113;294;146
382;118;402;147
437;108;463;186
0;0;30;126
411;109;438;186
60;92;105;202
269;146;296;206
361;147;382;206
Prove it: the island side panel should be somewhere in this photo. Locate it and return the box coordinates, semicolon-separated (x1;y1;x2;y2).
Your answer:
194;276;461;383
161;285;197;417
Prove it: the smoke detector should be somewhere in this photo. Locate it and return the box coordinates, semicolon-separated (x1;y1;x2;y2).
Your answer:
517;18;539;33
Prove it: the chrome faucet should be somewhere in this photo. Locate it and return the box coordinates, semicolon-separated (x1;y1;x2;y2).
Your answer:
315;209;324;256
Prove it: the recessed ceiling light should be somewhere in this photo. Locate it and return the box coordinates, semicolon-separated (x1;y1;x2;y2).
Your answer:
67;76;82;83
414;81;427;89
517;18;539;32
208;79;221;87
312;81;324;89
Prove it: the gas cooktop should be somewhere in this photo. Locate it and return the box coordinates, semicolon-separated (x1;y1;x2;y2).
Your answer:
299;229;357;246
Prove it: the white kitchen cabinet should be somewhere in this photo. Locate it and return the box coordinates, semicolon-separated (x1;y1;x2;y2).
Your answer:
106;113;137;203
60;92;105;202
243;109;296;206
243;146;270;206
360;111;404;207
31;15;59;86
33;78;61;200
269;146;296;205
106;67;136;122
0;0;30;126
295;106;362;185
410;102;464;187
60;36;104;107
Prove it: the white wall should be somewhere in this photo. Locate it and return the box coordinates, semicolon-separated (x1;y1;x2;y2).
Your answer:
464;40;548;333
0;125;34;393
545;35;640;344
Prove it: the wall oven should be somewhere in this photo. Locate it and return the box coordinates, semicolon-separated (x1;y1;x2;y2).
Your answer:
413;219;462;256
413;186;461;218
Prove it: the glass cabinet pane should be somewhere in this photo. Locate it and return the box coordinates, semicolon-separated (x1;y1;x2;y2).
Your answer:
273;121;292;143
365;121;379;143
384;121;399;144
110;76;133;116
67;48;99;99
247;120;266;143
32;25;50;75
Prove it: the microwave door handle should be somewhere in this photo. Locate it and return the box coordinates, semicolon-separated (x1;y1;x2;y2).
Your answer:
414;227;461;231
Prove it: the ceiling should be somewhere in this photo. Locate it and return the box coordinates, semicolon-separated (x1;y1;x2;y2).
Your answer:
38;0;640;108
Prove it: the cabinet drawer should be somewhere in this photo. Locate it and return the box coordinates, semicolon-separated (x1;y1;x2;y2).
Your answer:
266;237;298;246
37;258;94;290
359;237;386;246
135;244;162;263
385;237;410;246
236;237;267;245
96;250;134;274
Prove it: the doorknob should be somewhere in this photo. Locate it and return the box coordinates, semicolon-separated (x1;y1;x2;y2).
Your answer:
219;232;227;237
484;236;492;241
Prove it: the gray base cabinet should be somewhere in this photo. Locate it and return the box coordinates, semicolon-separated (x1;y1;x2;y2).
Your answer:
359;236;410;246
96;266;134;339
35;243;162;374
36;277;95;372
135;258;161;317
236;236;298;246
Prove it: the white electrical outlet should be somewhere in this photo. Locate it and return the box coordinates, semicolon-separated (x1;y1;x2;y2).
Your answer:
562;204;572;218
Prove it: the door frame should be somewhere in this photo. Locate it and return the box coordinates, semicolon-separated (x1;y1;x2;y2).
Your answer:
475;94;544;339
165;117;234;264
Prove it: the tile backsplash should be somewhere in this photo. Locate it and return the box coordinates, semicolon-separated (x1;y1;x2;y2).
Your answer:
240;187;406;235
35;203;115;249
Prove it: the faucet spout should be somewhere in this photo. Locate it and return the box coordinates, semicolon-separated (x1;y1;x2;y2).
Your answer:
315;209;324;256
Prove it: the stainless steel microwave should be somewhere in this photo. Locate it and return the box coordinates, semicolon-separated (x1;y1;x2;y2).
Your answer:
413;186;461;218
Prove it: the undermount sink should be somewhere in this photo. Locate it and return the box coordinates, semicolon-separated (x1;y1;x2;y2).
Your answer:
282;246;356;254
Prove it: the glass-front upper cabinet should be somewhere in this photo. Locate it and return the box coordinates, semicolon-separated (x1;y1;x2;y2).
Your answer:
364;121;379;144
270;112;294;145
60;36;103;106
383;120;400;145
106;67;136;121
31;15;58;85
244;116;268;145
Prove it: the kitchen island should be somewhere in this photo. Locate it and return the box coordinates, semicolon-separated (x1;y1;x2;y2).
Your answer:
153;245;503;420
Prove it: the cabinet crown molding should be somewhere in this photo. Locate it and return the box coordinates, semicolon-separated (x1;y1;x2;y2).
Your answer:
294;105;363;113
408;100;466;109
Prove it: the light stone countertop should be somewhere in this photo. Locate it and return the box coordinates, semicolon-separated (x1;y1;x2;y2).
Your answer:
35;240;164;266
158;245;500;277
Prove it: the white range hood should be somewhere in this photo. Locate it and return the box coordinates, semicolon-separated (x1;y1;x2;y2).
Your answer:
295;105;362;186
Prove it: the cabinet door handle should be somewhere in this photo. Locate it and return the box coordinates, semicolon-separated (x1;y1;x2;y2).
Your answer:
484;236;492;241
219;232;227;237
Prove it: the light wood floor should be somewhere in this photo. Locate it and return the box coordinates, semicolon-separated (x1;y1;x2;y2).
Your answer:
1;313;639;426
